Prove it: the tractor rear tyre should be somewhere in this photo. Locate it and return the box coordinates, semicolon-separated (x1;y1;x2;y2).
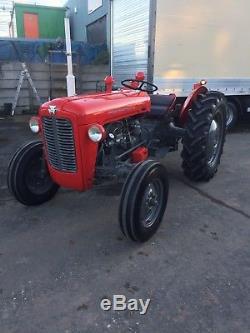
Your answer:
8;140;59;206
181;91;227;182
119;160;169;242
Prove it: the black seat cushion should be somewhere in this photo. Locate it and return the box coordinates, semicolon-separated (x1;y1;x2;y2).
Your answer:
150;94;176;116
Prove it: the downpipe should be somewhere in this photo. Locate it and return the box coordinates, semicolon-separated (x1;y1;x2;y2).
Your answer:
115;140;147;161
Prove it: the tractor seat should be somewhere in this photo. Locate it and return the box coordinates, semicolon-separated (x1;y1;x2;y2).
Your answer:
150;94;176;116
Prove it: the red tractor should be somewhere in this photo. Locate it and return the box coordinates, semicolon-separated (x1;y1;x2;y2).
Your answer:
8;73;227;242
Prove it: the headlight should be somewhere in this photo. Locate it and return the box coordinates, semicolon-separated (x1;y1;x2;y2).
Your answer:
29;116;40;133
88;124;105;143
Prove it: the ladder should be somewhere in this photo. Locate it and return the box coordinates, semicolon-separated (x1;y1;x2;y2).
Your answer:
11;62;41;116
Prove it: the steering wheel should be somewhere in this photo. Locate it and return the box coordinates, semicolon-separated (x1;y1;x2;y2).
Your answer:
121;79;158;93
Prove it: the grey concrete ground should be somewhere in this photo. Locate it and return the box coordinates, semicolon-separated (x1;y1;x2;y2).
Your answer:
0;118;250;333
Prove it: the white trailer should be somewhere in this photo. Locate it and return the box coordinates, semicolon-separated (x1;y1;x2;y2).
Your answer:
111;0;250;128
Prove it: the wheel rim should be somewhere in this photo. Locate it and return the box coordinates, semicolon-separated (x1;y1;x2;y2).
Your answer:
207;114;223;166
226;104;234;127
140;179;164;228
25;153;54;195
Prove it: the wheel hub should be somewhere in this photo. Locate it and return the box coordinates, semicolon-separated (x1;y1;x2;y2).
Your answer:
26;156;53;195
207;118;221;165
146;187;159;209
140;180;163;228
226;105;234;127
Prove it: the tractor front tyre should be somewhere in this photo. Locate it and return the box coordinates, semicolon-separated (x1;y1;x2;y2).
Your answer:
119;160;169;242
181;91;227;182
8;140;59;206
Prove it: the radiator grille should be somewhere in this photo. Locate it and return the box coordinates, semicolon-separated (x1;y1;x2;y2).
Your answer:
42;117;77;172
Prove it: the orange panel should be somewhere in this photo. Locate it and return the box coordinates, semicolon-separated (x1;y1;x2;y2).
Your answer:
23;13;39;38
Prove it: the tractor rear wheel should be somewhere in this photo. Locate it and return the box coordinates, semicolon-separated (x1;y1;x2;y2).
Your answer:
8;140;59;206
181;91;227;181
119;160;169;242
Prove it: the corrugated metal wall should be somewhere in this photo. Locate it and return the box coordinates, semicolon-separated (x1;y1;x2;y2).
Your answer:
112;0;150;84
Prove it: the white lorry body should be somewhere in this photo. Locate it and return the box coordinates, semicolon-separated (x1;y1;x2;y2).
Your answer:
111;0;250;119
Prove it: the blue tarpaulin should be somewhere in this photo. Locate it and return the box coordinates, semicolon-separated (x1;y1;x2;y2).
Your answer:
0;39;108;65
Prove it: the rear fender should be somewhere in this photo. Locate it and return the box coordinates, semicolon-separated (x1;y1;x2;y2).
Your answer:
179;85;208;126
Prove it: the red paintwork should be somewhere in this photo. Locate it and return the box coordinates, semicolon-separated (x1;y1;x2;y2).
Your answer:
131;72;146;89
37;72;204;192
131;147;149;163
41;90;150;125
136;72;145;81
104;76;114;93
39;89;150;191
179;83;208;125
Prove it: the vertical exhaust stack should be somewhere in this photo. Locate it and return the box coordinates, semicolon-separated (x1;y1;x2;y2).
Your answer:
64;16;76;97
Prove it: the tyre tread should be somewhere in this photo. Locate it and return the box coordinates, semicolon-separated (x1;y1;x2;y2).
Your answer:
181;91;227;181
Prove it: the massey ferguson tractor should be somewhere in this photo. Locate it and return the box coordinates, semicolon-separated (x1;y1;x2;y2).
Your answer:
8;73;227;242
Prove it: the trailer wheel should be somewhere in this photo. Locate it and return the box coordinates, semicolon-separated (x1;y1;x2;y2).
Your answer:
8;140;59;206
181;91;227;182
226;101;239;129
119;160;169;242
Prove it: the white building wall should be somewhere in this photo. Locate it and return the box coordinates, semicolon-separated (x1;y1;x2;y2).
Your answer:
0;0;13;37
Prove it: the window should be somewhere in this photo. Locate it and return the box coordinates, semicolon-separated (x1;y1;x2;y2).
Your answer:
86;15;107;45
88;0;103;14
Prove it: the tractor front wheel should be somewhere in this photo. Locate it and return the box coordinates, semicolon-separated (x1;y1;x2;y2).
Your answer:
181;91;227;182
119;160;169;242
8;140;59;206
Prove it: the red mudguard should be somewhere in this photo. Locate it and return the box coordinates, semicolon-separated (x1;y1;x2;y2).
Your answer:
179;84;208;126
